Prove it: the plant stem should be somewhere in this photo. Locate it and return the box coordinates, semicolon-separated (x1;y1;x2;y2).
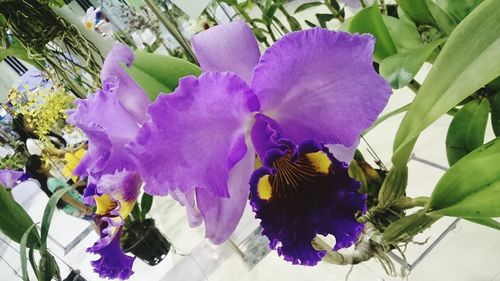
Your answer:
266;25;277;42
379;0;387;14
359;0;368;7
408;79;421;93
324;0;345;22
143;0;198;64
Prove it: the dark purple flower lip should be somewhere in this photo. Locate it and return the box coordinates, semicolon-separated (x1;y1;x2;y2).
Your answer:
249;139;366;265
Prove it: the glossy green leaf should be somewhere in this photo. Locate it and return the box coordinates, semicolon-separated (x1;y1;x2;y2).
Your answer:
392;0;500;167
348;5;397;62
491;93;500;136
127;52;202;101
294;2;322;13
140;193;154;219
437;0;485;21
446;99;490;166
429;138;500;218
380;37;446;89
465;217;500;231
396;0;435;25
40;187;72;247
382;15;423;52
0;186;40;247
425;0;458;36
382;210;440;244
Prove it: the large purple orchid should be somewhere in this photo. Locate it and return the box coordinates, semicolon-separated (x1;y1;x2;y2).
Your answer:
127;21;391;265
68;43;148;279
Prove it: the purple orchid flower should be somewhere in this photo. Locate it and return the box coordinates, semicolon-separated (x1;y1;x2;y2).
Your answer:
127;21;391;265
0;170;29;189
68;43;149;279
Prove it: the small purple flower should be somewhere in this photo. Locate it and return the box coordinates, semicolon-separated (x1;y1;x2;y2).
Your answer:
128;21;390;264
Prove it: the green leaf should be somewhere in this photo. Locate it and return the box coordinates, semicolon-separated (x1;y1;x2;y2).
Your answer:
364;102;411;134
140;194;154;217
429;137;500;218
348;5;397;62
286;16;302;31
465;217;500;231
305;20;317;28
392;0;500;167
425;0;458;36
127;52;202;101
382;210;440;244
437;0;485;21
20;223;39;281
396;0;435;25
263;4;278;24
0;186;40;247
446;99;490;166
490;93;500;136
380;37;446;89
294;2;322;13
40;187;72;247
382;15;423;52
316;13;335;28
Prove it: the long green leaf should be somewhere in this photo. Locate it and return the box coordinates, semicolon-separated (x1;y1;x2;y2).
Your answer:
429;137;500;218
396;0;435;25
437;0;485;21
0;186;40;247
446;99;490;166
294;2;322;13
491;93;500;136
40;186;72;247
465;217;500;231
20;223;38;281
392;0;500;167
382;210;440;244
140;193;154;219
364;102;411;134
348;5;397;62
380;37;446;89
425;0;458;36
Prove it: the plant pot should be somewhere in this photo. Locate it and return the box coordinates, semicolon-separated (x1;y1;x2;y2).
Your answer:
122;218;170;266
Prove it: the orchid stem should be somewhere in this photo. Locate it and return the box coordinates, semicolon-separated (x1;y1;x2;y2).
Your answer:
324;0;345;22
359;0;368;8
379;0;387;14
312;223;377;265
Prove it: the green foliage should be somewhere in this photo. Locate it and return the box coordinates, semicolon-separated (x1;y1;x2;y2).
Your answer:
0;186;40;248
429;138;500;218
465;217;500;231
40;186;73;248
382;15;423;52
140;194;154;220
392;0;500;167
126;51;202;101
490;92;500;136
348;4;397;62
446;99;490;166
396;0;435;25
425;0;457;36
437;0;485;21
294;2;322;13
380;37;446;89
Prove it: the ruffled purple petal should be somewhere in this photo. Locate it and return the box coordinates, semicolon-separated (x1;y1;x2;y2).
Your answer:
0;170;25;189
195;144;255;244
68;78;141;179
127;72;257;197
97;171;142;204
99;43;150;123
88;227;135;280
251;29;391;147
325;138;359;164
249;139;366;265
192;21;261;83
